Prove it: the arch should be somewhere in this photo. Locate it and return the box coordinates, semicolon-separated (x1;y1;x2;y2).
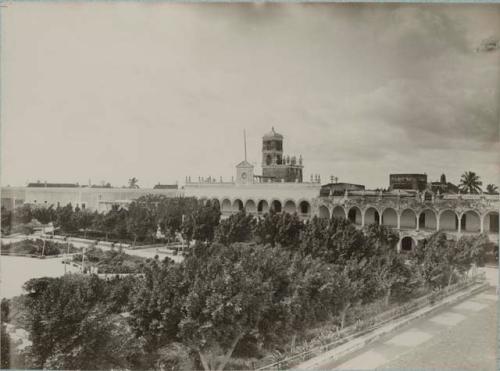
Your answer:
400;236;416;252
319;205;330;219
483;211;499;233
221;199;232;213
347;206;362;226
332;205;346;220
439;210;458;231
257;200;269;214
299;200;311;215
364;207;380;226
271;200;282;213
233;199;244;212
418;209;437;230
211;199;221;210
400;209;417;229
284;200;297;214
245;199;257;214
460;210;481;233
381;208;398;228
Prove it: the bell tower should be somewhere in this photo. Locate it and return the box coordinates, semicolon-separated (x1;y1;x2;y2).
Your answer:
262;127;284;167
261;127;303;182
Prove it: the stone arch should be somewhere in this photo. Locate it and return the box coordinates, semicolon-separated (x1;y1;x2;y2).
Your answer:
319;205;330;219
381;207;398;228
439;209;458;231
400;236;416;252
400;209;417;229
271;199;282;213
245;199;257;214
233;199;244;212
347;206;362;226
460;209;481;233
299;200;311;215
257;200;269;214
332;205;346;220
283;200;297;214
364;207;380;226
221;198;232;213
483;211;499;233
418;209;437;230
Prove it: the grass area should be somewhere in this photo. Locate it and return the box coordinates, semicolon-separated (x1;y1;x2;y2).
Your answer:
1;239;79;257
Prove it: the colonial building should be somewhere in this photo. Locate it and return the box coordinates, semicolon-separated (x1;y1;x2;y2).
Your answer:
2;128;498;252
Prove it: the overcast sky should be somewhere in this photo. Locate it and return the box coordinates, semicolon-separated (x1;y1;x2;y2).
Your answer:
1;3;499;189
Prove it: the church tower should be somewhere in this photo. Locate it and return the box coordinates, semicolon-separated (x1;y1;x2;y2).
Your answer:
261;128;303;182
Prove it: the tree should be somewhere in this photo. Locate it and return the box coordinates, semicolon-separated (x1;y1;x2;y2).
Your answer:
214;211;255;245
179;243;279;371
127;201;156;245
13;204;33;225
128;177;140;189
254;211;304;249
181;201;221;245
459;171;482;194
1;206;12;234
300;216;366;264
73;210;95;238
318;259;366;329
486;184;499;195
54;203;77;233
19;274;145;370
31;205;57;225
1;322;10;369
129;257;185;357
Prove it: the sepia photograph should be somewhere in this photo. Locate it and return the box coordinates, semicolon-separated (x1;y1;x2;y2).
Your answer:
0;2;499;370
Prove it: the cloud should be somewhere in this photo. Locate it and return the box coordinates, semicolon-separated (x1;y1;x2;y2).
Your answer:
476;37;500;53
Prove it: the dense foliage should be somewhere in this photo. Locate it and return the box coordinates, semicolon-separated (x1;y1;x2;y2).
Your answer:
3;198;492;370
72;247;147;273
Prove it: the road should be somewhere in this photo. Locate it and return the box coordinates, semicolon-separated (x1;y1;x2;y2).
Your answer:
318;268;498;370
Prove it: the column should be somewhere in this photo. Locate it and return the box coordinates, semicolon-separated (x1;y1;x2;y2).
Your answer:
436;214;440;231
457;213;462;234
397;212;401;230
416;212;420;231
361;210;365;227
480;215;484;233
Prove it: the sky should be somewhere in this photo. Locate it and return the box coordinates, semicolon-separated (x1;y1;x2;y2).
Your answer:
1;3;499;189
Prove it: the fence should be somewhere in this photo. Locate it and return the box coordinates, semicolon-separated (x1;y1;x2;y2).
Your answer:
256;272;486;370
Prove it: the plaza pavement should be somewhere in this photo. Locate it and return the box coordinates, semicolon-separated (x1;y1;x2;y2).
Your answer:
310;267;498;370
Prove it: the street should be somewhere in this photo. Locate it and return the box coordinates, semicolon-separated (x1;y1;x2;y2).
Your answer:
318;268;498;370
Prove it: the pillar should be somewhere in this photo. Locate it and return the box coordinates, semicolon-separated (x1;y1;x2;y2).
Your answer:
361;211;365;227
416;212;420;231
480;215;484;233
436;214;440;231
397;212;401;230
458;213;462;234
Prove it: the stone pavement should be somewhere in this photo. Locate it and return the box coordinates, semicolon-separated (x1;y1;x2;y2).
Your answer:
320;285;497;370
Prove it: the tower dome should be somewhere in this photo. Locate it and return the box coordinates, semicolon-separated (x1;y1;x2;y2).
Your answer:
263;127;283;140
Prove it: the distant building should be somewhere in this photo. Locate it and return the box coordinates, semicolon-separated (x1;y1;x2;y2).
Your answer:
320;182;365;197
28;182;79;188
389;174;428;192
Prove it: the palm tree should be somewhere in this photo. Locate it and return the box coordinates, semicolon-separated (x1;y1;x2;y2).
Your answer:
128;177;139;189
459;171;482;194
486;184;499;195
